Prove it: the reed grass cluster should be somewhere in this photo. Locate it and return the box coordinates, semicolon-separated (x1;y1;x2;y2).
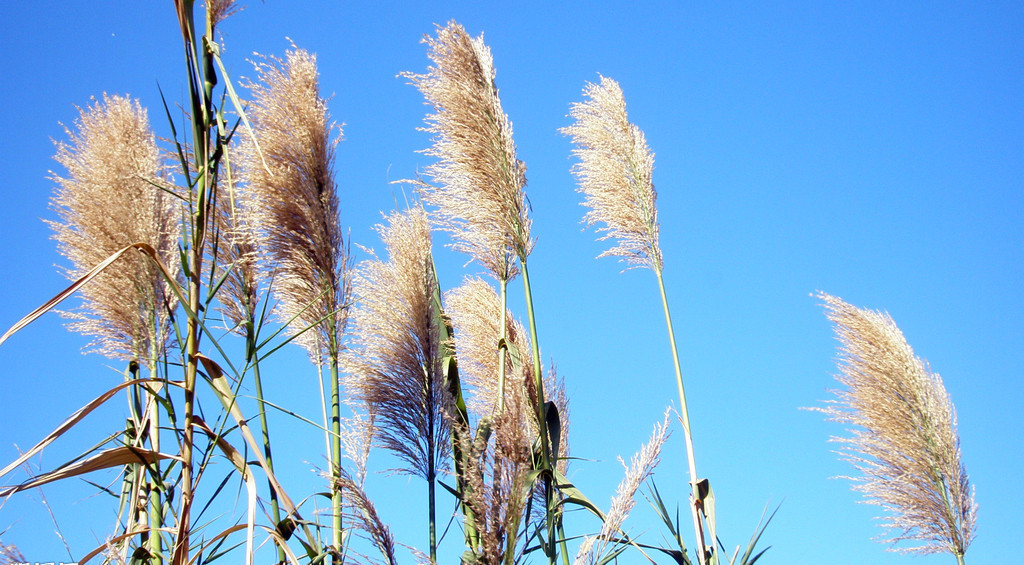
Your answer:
0;4;979;565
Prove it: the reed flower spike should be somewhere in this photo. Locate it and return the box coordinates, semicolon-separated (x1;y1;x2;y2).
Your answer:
404;21;532;282
575;412;669;565
445;277;536;420
214;157;262;335
239;47;350;360
345;207;451;479
561;76;660;271
49;93;180;362
817;293;976;561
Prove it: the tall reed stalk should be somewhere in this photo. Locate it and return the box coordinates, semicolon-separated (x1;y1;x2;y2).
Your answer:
216;156;284;562
239;46;351;563
170;1;225;560
48;91;179;562
406;21;571;564
562;76;710;564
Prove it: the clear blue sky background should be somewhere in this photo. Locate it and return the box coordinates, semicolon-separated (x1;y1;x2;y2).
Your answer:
0;1;1020;563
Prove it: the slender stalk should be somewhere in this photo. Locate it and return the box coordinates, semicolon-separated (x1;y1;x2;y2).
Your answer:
518;259;556;564
428;469;437;563
654;266;707;565
557;519;570;565
176;234;203;565
497;278;508;414
329;326;343;564
248;326;283;563
518;260;548;459
147;354;163;565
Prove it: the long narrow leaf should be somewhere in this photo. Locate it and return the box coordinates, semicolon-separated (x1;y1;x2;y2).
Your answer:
0;378;180;480
0;243;179;347
0;446;179;497
195;353;319;555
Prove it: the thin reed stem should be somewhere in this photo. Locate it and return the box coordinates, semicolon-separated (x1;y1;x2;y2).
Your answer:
654;266;707;565
518;259;557;563
146;354;163;565
329;328;344;564
428;472;437;563
248;327;283;563
497;278;509;414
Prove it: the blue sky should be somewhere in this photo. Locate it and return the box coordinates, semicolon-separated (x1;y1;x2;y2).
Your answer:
0;1;1020;563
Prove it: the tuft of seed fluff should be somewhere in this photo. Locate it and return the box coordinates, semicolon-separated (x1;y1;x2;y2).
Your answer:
403;21;532;282
48;94;180;362
239;47;351;361
815;292;976;558
561;76;661;271
343;208;451;480
574;412;669;565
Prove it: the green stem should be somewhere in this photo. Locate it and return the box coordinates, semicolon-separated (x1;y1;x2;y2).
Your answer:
557;516;570;565
519;261;549;460
428;474;437;563
175;2;212;560
519;260;556;564
956;554;966;565
147;354;164;565
249;326;283;564
497;277;508;414
654;266;707;565
329;329;343;565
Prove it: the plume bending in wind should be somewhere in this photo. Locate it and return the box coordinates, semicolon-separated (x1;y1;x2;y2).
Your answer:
344;208;451;479
816;292;976;559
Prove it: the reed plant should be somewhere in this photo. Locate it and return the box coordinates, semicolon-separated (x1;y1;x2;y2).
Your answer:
562;76;712;564
343;208;450;562
238;46;353;563
47;91;180;565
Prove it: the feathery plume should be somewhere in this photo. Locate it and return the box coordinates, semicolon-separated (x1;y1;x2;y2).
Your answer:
333;414;398;565
575;412;669;565
445;277;570;562
336;469;398;565
561;76;661;271
49;94;180;362
239;47;350;360
344;208;451;479
239;46;351;562
816;293;976;558
403;21;532;281
207;0;240;29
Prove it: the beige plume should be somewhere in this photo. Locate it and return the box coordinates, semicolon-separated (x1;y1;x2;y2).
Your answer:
344;208;451;479
49;94;180;362
238;47;350;361
562;76;661;271
816;293;976;558
403;21;532;282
